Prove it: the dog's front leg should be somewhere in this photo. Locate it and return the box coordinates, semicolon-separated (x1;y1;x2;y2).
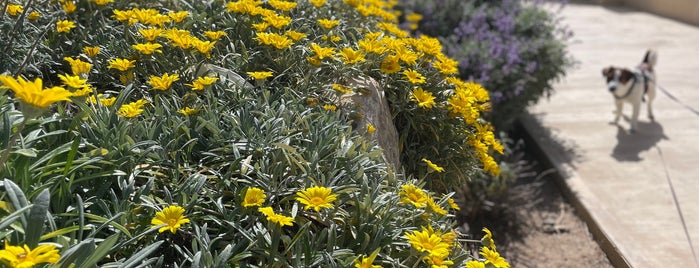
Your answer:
630;103;641;132
614;100;623;124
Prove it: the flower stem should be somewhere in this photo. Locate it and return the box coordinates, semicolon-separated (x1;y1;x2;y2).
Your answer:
0;117;28;172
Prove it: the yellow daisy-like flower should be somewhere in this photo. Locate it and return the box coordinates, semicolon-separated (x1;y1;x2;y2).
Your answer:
0;241;60;268
269;0;297;11
427;197;447;216
107;58;135;72
310;0;326;7
178;107;199;116
168;10;189;23
242;187;266;207
247;71;273;80
187;76;218;91
83;46;100;57
353;250;380;268
295;186;337;212
447;198;460;211
203;30;227;41
258;207;294;227
117;101;145;118
404;226;450;256
309;43;336;60
338;47;365;64
62;1;76;13
138;28;163;42
482;227;496;250
398;183;428;208
193;40;216;58
322;104;337;112
410;87;436;109
0;75;72;110
380;54;401;74
56;20;76;33
317;18;340;29
358;39;387;55
480;247;510;268
252;22;270;32
58;74;87;89
87;94;116;107
91;0;114;5
421;158;444;172
5;4;23;16
148;73;180;91
151;205;190;234
332;84;353;94
285;30;307;41
263;13;291;29
28;11;41;20
132;42;163;55
366;124;376;134
406;13;423;22
64;57;92;76
403;69;426;84
255;32;292;50
466;260;486;268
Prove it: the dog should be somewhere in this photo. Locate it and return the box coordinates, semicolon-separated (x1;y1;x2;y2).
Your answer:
602;49;657;133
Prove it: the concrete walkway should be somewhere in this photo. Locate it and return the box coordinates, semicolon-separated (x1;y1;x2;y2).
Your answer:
521;2;699;267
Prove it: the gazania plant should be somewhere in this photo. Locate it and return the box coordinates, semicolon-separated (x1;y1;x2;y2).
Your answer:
0;0;510;267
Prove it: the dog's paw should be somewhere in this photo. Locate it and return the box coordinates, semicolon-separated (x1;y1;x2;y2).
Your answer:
649;114;655;121
629;128;637;134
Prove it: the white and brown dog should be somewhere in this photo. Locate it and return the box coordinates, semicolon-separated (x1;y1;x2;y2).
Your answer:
602;49;657;132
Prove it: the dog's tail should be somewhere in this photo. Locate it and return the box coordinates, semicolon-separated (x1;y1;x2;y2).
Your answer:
643;49;658;68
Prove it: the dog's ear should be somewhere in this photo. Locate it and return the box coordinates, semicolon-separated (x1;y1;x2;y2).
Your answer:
619;69;634;83
602;67;613;77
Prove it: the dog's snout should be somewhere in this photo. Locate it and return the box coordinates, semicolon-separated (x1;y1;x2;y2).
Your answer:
608;85;617;92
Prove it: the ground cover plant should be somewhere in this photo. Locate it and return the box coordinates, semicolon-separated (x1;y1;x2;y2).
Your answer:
1;0;509;267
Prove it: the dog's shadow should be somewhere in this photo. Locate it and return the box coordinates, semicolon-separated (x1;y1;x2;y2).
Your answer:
611;120;669;161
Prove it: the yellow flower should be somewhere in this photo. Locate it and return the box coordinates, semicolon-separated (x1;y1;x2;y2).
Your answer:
406;13;423;22
380;54;401;74
427;197;447;215
56;20;76;33
322;104;336;111
62;1;76;13
258;207;294;227
107;58;135;72
317;18;340;29
5;4;23;16
204;30;227;41
178;107;199;116
139;28;163;42
482;227;496;250
117;101;144;118
466;260;486;268
255;32;292;50
404;226;450;256
410;87;436;109
433;56;459;75
187;76;218;91
64;57;92;76
421;158;444;172
403;69;426;84
310;0;326;7
269;0;297;11
338;47;365;64
332;84;353;94
296;186;337;212
358;39;387;55
151;205;190;234
91;0;114;5
168;10;189;23
247;71;273;80
193;40;216;58
28;11;41;20
58;74;87;89
132;42;163;55
163;28;195;49
309;43;335;60
354;250;380;268
148;73;180;91
480;247;510;268
285;30;307;41
263;13;291;29
87;94;116;107
398;183;428;208
366;124;376;134
0;241;60;268
83;46;100;57
0;75;72;110
447;198;460;211
242;187;266;207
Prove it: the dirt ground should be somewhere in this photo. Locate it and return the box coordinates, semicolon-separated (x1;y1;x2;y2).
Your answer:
469;141;615;268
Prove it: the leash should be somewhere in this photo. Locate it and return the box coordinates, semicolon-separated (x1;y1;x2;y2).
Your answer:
657;84;699;116
655;146;699;267
613;75;638;100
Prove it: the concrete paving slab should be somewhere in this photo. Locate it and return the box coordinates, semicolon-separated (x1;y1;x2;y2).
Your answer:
522;2;699;267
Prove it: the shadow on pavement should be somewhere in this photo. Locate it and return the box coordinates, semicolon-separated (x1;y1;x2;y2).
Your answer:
611;121;668;161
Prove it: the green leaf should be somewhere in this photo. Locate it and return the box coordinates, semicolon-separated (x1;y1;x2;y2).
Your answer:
2;179;29;227
12;148;37;157
40;225;90;241
120;240;164;268
25;188;50;247
0;204;33;231
78;234;120;268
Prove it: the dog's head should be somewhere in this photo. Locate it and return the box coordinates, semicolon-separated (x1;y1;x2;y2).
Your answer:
602;66;634;92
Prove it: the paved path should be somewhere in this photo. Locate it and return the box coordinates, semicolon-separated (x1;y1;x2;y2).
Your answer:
521;2;699;267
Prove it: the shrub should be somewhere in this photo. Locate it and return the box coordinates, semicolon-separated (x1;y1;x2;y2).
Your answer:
0;0;508;267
